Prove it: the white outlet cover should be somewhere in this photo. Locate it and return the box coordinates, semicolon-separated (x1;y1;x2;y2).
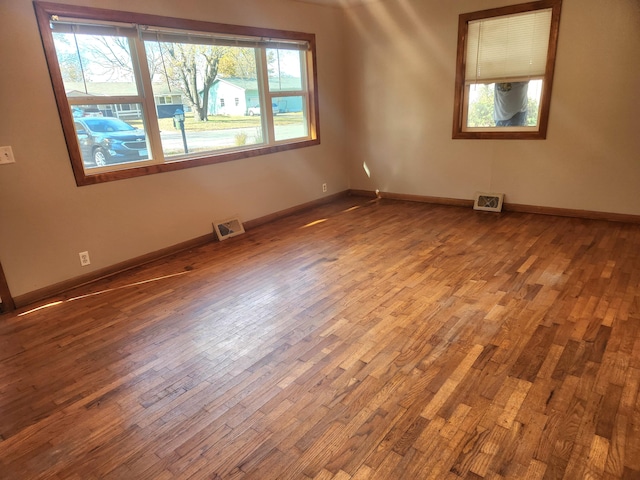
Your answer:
79;251;91;266
0;146;15;164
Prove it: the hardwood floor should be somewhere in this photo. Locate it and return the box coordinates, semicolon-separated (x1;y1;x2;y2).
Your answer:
1;195;639;479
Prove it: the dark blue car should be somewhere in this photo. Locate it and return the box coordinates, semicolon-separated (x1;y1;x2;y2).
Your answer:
73;117;148;167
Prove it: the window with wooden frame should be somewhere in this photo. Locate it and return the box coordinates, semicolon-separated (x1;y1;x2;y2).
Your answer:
34;2;320;185
452;0;562;139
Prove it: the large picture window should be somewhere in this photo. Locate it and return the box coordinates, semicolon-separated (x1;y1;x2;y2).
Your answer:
452;0;562;139
34;2;320;185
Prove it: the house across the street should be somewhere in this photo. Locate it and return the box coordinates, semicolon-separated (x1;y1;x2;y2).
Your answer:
65;82;185;120
208;77;304;116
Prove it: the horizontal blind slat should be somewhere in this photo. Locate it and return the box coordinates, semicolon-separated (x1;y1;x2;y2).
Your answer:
465;9;552;83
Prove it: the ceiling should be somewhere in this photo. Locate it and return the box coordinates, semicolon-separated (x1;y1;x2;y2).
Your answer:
293;0;379;7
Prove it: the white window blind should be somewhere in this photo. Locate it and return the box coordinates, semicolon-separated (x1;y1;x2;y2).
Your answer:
465;8;552;83
50;18;137;37
140;28;310;51
50;19;310;51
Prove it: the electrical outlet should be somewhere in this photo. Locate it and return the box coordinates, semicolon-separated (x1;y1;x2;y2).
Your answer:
0;146;15;164
322;183;327;193
79;251;91;266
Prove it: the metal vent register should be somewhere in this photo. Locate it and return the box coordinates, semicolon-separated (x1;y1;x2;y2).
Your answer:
213;217;245;241
473;192;504;213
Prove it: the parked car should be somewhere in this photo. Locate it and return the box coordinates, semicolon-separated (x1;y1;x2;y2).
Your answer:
72;106;103;118
73;117;148;167
247;103;279;116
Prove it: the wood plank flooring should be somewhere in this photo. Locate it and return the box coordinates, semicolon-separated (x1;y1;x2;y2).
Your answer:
1;196;639;479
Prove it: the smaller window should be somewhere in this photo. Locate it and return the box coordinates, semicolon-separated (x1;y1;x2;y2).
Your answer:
220;98;225;107
235;97;240;107
452;0;562;139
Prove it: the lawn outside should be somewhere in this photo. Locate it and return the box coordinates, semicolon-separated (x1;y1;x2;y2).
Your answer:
129;111;308;156
129;112;303;132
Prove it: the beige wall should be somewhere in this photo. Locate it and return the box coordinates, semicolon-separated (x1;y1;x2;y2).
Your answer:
345;0;640;213
0;0;348;298
2;0;639;301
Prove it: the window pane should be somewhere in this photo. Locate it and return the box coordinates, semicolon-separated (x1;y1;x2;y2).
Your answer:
144;42;265;156
274;96;308;141
268;49;303;92
157;110;265;156
53;32;138;96
466;80;542;128
73;106;150;168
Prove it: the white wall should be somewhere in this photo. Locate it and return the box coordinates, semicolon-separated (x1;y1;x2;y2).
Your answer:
0;0;349;298
345;0;640;214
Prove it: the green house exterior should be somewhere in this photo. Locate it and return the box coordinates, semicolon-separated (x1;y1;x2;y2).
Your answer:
208;77;304;116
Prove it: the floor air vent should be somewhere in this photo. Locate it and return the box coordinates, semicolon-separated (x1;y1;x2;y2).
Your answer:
473;192;504;212
213;217;245;241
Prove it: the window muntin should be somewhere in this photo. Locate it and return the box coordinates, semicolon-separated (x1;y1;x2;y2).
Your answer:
452;0;562;139
34;2;319;185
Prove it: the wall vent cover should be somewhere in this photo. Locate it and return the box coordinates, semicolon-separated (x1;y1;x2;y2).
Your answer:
213;217;245;241
473;192;504;212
